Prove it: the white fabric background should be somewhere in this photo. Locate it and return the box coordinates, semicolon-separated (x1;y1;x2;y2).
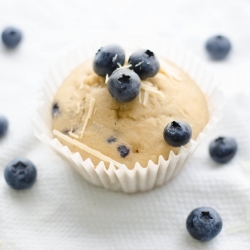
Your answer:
0;0;250;249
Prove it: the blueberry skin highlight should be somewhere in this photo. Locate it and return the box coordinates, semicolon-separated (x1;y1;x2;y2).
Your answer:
206;35;231;60
186;207;223;242
209;136;237;163
163;121;192;147
2;27;22;48
0;115;8;138
93;44;125;77
4;157;37;190
128;49;160;79
107;68;141;103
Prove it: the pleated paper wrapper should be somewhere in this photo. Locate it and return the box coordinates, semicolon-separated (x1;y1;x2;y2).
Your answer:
32;39;224;193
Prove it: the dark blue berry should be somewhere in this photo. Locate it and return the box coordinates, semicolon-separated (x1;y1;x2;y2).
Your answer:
4;157;37;190
93;44;125;77
107;68;141;103
209;136;237;163
163;121;192;147
52;102;59;116
206;35;231;60
117;145;130;158
186;207;223;241
107;136;116;143
2;27;22;49
0;115;8;138
128;49;160;79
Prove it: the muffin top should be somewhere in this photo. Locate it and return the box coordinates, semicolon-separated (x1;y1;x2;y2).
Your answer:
52;56;209;169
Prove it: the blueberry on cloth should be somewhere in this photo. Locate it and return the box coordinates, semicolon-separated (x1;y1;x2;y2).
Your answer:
107;68;141;103
205;35;231;60
0;115;8;138
4;157;37;190
163;121;192;147
128;49;160;79
117;145;130;158
186;207;223;241
2;27;22;48
209;136;237;163
93;44;125;77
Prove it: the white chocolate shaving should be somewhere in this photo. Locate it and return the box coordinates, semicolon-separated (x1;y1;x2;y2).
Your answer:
53;130;124;168
105;74;109;84
68;126;79;139
112;54;118;62
80;97;96;138
141;82;165;100
68;131;79;139
135;61;144;67
75;102;85;114
142;80;153;86
143;91;149;107
159;58;182;81
113;64;132;74
139;92;142;104
123;64;132;69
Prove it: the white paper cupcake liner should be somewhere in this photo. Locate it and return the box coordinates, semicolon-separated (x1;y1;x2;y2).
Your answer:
32;39;224;193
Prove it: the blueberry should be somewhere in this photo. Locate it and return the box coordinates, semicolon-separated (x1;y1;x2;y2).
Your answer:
4;157;37;190
206;35;231;60
0;115;8;138
117;145;130;158
52;102;59;116
163;121;192;147
186;207;223;241
93;44;125;77
209;136;237;163
107;68;141;103
107;136;116;143
2;27;22;49
128;49;160;79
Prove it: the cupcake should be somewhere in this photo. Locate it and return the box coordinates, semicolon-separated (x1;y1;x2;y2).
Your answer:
33;40;223;193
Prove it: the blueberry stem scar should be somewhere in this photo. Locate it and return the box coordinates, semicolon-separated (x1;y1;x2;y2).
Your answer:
145;50;154;57
201;211;213;221
11;161;29;174
171;121;181;128
118;74;130;84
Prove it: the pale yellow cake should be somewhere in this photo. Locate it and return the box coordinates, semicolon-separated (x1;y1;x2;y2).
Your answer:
52;58;209;169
